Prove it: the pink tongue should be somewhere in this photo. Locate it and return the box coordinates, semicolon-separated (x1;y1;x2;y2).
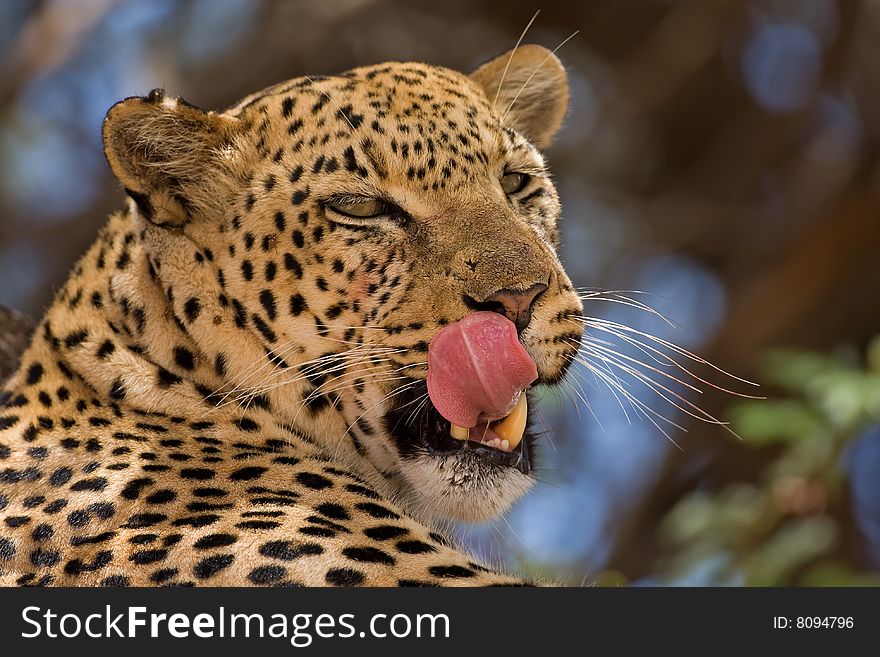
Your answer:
427;311;538;428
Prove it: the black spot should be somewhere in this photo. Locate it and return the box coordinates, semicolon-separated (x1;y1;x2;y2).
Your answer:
64;330;88;348
398;579;438;587
214;353;227;377
132;307;146;334
0;538;15;561
428;565;476;578
277;95;297;120
355;502;400;520
193;534;237;550
30;548;61;567
70;477;109;492
70;531;116;546
180;468;215;480
23;495;45;508
193;487;228;498
49;467;73;487
27;446;48;460
292;229;305;248
157;367;182;387
122;513;167;529
363;525;409;541
96;340;115;359
89;502;115;519
325;567;365;586
396;540;437;554
274;210;287;232
130;549;168;565
289;293;307;316
130;533;158;546
44;499;68;514
259;540;324;561
121;477;154;500
241;260;254;280
193;554;235;579
342;546;395;565
338;104;364;129
233;417;260;432
173;346;196;370
5;516;30;528
100;575;130;587
248;565;286;584
296;472;333;490
172;514;220;528
315;502;350;520
0;416;18;430
291;187;309;205
229;466;267;481
26;362;44;385
283;253;302;278
145;489;176;504
109;379;126;400
258;289;277;320
343;146;368;177
237;520;281;530
150;568;178;584
184;297;201;323
31;524;54;542
231;299;248;327
298;526;335;538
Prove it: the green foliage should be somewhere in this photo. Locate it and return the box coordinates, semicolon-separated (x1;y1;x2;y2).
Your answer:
654;337;880;586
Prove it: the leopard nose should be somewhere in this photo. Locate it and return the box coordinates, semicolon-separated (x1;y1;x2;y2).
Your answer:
482;282;548;333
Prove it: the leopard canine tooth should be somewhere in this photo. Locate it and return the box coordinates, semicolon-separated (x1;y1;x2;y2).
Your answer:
450;424;469;441
491;392;528;450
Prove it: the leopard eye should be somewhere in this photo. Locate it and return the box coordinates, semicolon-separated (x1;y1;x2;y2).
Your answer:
500;172;529;195
325;198;389;218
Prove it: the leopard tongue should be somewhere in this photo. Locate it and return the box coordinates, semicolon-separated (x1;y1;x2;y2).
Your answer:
427;311;537;451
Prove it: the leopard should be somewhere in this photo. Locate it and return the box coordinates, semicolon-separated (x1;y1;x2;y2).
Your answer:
0;44;585;586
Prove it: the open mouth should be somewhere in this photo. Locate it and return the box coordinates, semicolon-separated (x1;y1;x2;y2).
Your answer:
385;384;534;474
385;311;537;475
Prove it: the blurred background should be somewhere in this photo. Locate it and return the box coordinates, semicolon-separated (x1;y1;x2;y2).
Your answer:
2;0;879;585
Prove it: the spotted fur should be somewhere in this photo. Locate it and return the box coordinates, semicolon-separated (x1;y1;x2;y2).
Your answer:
0;46;583;586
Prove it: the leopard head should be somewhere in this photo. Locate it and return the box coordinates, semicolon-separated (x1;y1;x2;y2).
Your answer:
101;45;583;523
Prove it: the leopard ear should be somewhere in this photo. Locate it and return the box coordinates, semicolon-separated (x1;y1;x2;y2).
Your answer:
102;89;240;227
470;44;569;149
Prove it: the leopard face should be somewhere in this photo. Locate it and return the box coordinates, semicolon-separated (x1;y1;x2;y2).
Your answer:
101;45;583;524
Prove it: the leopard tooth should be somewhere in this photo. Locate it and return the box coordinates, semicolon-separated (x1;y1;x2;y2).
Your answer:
492;392;528;450
450;424;469;441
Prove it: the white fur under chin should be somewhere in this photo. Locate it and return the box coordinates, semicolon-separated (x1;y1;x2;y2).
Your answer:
398;452;534;523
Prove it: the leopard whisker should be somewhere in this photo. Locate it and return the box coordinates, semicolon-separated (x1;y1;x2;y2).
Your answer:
568;356;684;449
574;340;737;436
492;9;541;109
576;289;678;328
216;346;409;411
501;30;579;122
571;316;762;397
